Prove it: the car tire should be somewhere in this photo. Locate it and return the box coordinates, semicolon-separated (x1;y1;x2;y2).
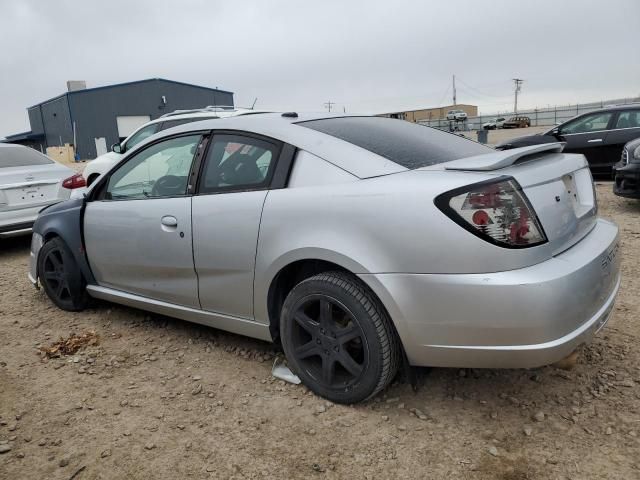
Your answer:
38;237;89;311
280;271;400;404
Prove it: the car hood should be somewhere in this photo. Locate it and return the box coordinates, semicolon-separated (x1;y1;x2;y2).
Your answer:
495;133;558;150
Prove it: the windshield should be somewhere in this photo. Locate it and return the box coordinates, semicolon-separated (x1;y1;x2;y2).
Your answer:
298;116;492;169
0;146;53;167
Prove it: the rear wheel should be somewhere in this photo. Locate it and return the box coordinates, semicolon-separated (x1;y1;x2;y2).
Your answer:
38;237;89;311
280;272;400;404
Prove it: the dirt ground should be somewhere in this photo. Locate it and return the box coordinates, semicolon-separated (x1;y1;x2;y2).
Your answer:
1;184;639;480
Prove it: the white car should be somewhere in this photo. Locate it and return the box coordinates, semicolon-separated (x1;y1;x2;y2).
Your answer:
82;107;267;185
446;109;468;121
482;117;506;130
0;143;83;237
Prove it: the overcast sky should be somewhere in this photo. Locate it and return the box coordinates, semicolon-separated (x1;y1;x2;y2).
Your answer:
1;0;638;136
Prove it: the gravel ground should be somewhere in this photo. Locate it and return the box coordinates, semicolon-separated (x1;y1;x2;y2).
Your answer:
1;183;639;480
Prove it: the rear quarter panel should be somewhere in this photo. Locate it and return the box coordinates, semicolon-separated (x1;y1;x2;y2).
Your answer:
253;169;558;325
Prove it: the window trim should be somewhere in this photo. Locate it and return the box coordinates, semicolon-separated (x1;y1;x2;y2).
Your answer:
193;130;293;196
88;131;210;202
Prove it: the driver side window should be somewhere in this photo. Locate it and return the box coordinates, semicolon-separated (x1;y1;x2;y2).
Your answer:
561;112;612;134
106;135;201;200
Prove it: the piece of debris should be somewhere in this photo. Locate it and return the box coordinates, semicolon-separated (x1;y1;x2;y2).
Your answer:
0;444;12;454
271;358;301;385
553;350;579;370
488;446;499;457
523;425;533;436
40;331;99;358
532;411;545;422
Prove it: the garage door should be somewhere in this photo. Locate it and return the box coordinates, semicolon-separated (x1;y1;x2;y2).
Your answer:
116;115;151;137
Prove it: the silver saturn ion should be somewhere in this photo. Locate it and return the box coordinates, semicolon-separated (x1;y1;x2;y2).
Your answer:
28;113;621;404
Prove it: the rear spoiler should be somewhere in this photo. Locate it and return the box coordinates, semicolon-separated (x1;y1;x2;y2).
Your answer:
444;142;565;171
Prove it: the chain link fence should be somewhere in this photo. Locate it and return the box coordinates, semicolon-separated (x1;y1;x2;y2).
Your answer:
417;97;640;131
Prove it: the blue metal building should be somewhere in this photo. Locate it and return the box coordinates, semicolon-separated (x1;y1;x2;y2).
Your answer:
4;78;233;159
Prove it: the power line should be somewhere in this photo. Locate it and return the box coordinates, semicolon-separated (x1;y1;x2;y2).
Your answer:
323;100;335;112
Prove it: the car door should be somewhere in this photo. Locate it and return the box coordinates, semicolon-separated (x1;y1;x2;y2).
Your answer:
558;111;614;169
84;133;205;307
191;132;282;319
605;110;640;165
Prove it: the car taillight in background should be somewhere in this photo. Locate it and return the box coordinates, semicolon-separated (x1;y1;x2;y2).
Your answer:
62;173;87;189
435;177;547;248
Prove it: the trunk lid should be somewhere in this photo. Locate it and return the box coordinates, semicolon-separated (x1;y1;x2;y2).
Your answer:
0;163;71;211
427;143;597;255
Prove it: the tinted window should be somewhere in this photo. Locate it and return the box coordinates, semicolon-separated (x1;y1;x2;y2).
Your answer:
298;117;491;169
561;112;612;134
199;134;278;193
615;111;640;129
0;146;53;168
107;135;201;200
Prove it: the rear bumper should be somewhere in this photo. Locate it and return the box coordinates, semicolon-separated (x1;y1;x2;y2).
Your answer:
361;218;621;368
0;221;34;238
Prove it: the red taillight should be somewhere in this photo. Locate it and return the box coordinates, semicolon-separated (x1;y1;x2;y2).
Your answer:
62;173;86;189
435;177;547;248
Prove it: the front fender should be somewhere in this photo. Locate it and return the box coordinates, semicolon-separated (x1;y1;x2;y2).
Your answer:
32;198;96;285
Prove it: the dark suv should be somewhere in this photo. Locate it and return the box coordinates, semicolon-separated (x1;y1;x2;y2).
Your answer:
613;137;640;198
501;116;531;128
496;104;640;175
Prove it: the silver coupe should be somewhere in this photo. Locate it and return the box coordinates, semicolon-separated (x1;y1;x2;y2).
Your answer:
28;113;621;403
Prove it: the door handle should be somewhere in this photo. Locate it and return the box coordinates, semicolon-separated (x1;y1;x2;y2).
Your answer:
161;215;178;228
587;139;603;143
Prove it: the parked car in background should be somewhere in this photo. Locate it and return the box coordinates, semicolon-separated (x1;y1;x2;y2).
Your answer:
29;114;620;404
446;109;467;121
613;137;640;199
0;144;84;237
82;107;267;185
482;117;506;130
501;116;531;129
495;104;640;175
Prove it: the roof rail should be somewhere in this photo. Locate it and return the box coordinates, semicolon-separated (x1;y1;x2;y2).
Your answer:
160;105;241;118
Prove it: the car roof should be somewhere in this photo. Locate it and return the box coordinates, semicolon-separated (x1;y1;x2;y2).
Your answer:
133;113;409;178
147;108;270;125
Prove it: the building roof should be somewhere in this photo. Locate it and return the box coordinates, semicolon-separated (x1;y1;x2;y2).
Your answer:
28;78;233;109
1;131;45;142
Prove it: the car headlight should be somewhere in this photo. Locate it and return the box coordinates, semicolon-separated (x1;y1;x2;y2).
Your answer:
633;145;640;163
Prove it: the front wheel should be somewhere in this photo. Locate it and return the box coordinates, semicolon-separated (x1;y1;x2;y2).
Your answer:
38;237;89;311
280;272;400;404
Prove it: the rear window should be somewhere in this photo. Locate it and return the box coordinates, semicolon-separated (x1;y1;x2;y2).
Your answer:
0;146;53;168
297;117;491;169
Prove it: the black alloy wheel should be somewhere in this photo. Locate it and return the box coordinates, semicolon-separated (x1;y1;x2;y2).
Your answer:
290;295;368;389
281;272;400;404
38;237;89;311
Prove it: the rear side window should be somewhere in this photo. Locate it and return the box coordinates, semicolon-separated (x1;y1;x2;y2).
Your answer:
297;117;491;169
0;146;53;167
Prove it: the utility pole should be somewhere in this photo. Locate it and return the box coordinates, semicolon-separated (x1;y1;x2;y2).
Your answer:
324;101;335;112
513;78;524;113
452;75;457;106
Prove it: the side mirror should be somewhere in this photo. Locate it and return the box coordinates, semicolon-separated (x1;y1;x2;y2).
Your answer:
550;128;560;137
111;143;122;154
